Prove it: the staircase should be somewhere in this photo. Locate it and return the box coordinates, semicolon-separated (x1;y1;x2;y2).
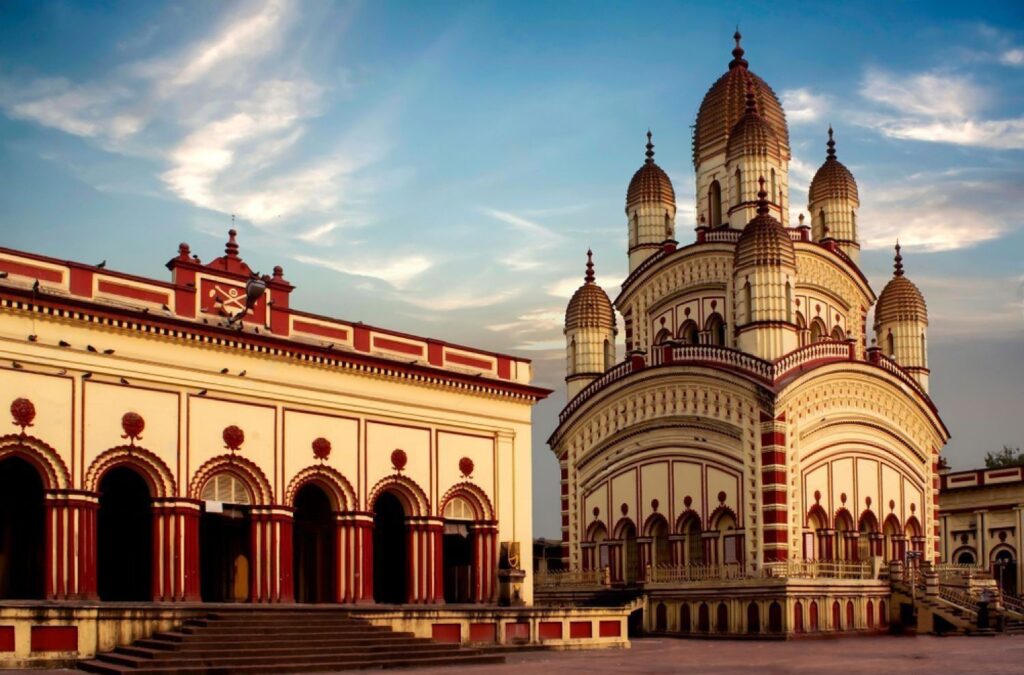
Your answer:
79;609;505;674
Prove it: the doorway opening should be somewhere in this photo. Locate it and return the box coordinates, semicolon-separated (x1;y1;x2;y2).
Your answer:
0;456;45;599
200;473;252;602
442;496;475;603
373;491;407;604
98;466;152;601
293;483;336;603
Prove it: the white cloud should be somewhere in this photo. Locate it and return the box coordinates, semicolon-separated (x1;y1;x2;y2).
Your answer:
781;88;830;124
548;275;584;299
401;288;521;311
856;68;1024;150
858;171;1018;251
1000;49;1024;66
293;253;434;289
297;221;341;243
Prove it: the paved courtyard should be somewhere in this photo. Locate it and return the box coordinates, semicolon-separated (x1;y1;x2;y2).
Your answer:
409;635;1024;675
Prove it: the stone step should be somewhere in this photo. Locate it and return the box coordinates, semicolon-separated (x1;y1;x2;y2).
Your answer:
97;642;468;668
119;638;449;660
79;652;505;674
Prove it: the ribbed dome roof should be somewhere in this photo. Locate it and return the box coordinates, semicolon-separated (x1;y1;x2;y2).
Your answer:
875;243;927;326
626;132;676;210
734;180;796;268
809;127;859;205
726;91;783;162
566;250;616;331
694;32;790;167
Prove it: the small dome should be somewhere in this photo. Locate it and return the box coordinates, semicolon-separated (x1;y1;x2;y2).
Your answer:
566;250;616;331
875;243;927;326
626;131;675;211
726;91;783;162
809;127;859;205
694;31;790;167
734;179;796;268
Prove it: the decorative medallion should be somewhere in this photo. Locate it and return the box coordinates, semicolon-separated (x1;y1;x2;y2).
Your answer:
888;499;896;511
684;307;691;317
10;397;35;434
592;506;600;518
814;490;821;503
391;448;408;472
459;456;474;479
960;534;969;545
717;491;726;504
1000;531;1008;542
620;502;628;516
120;412;145;446
223;425;245;452
710;300;717;310
312;437;332;462
840;492;847;505
909;503;916;514
865;496;872;508
683;495;692;509
651;498;659;512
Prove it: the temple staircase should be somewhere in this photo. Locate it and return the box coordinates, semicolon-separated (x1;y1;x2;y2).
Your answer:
78;609;504;674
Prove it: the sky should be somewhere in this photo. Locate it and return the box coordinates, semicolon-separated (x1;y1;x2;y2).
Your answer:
0;0;1022;538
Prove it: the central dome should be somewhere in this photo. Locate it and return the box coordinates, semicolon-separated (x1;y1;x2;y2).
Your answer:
734;180;795;268
694;32;790;167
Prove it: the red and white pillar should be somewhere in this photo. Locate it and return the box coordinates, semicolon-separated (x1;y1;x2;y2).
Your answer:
760;411;789;562
636;537;653;582
151;499;201;601
404;517;444;604
249;506;293;603
44;490;98;600
471;522;498;603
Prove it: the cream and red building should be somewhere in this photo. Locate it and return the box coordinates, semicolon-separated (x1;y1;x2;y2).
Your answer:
544;33;953;635
0;231;648;665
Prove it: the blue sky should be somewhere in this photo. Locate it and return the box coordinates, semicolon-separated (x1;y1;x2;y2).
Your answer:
1;1;1022;537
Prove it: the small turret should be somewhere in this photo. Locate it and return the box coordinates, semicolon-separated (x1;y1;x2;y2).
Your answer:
874;242;929;390
565;250;617;398
809;127;860;261
626;132;677;273
733;178;799;360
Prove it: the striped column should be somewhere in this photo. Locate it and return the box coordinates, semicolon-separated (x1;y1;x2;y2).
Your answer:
404;517;444;604
151;499;201;601
249;506;293;603
760;411;789;562
44;490;98;600
471;522;498;603
336;512;372;603
559;462;570;568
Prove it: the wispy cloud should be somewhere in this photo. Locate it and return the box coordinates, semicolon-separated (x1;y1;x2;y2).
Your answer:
858;169;1020;251
1001;48;1024;66
293;253;434;289
781;88;830;124
402;288;521;311
855;68;1024;149
482;207;565;271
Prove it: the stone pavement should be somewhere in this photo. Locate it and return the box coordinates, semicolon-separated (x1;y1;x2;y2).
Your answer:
396;635;1024;674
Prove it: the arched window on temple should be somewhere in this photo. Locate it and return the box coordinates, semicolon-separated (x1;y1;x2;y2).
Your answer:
200;473;253;603
678;320;699;345
809;318;827;343
654;328;672;345
734;168;743;206
709;180;723;227
705;313;726;346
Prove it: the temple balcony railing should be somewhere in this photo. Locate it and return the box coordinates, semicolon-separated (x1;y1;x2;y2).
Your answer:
559;340;865;425
534;568;603;588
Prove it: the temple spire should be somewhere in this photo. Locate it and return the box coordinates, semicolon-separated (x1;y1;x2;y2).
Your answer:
826;125;837;160
893;241;904;277
729;29;748;69
755;176;769;216
645;130;655;164
584;249;595;283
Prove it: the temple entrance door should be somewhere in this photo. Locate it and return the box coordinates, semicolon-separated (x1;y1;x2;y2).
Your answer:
293;483;336;603
373;492;407;604
994;550;1017;596
200;474;252;602
621;523;639;584
443;496;474;603
0;456;44;599
98;466;152;601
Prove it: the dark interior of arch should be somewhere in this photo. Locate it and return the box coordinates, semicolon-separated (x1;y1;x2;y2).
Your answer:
98;465;152;601
293;482;336;603
373;491;407;604
0;456;45;599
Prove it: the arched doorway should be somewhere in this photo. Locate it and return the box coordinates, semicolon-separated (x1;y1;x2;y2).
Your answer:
373;491;407;604
716;602;729;633
697;603;710;633
200;473;252;602
0;456;45;599
993;549;1017;596
293;483;336;603
98;466;152;601
442;496;474;603
616;520;639;584
746;602;760;634
769;601;783;633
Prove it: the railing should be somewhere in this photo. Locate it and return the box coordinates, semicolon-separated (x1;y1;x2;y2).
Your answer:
703;229;743;243
1002;591;1024;616
939;586;980;616
559;340;859;425
534;568;602;588
647;563;745;584
761;560;874;580
935;563;989;586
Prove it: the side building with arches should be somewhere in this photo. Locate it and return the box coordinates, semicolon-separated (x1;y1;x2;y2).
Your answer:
543;32;956;638
0;231;636;665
